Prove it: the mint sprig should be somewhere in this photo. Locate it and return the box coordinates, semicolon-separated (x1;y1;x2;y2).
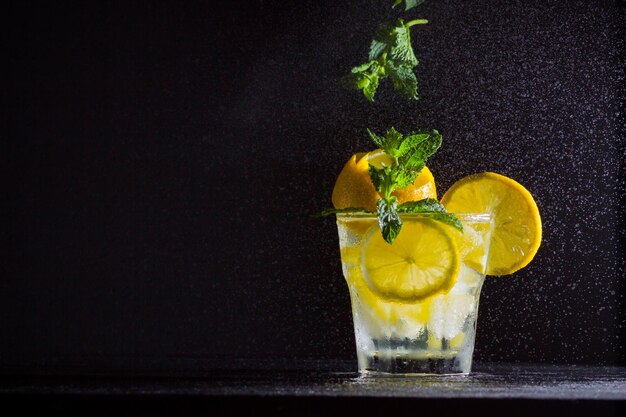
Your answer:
346;19;428;101
367;128;449;243
318;128;458;244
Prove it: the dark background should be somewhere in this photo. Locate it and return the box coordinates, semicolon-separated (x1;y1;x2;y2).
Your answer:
3;0;624;373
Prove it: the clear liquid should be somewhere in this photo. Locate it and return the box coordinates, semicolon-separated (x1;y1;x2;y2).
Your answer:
337;214;493;376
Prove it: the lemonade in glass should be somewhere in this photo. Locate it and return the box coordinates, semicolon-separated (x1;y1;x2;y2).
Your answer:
326;139;541;376
337;212;494;375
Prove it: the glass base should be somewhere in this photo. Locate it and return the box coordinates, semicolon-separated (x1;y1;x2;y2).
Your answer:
358;351;472;376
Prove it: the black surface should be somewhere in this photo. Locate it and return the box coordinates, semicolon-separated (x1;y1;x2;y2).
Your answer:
3;396;622;417
3;0;625;374
4;362;626;399
1;363;625;416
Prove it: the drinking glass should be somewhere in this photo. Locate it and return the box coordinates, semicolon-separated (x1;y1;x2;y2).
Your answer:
336;213;494;375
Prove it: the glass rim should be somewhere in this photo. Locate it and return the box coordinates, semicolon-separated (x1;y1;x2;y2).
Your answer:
336;212;494;222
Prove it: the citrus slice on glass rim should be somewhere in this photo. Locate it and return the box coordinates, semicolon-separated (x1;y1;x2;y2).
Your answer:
440;172;542;276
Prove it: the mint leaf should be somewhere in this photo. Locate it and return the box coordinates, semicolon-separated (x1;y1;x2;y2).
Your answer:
362;74;380;101
392;167;418;189
402;129;442;169
351;60;377;73
382;127;404;158
369;38;388;61
387;61;419;100
397;133;429;158
369;163;416;195
346;61;384;102
368;164;392;193
314;207;370;218
392;0;425;11
367;127;406;159
397;198;445;213
388;23;419;67
366;128;386;149
377;197;402;243
398;199;464;231
368;127;441;196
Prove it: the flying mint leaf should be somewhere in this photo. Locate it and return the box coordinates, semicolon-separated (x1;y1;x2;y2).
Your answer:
351;60;377;73
398;199;463;231
314;207;370;218
362;74;380;101
368;21;398;61
392;0;425;11
369;38;388;61
387;61;419;100
345;60;384;102
347;19;427;101
388;24;418;67
377;197;402;243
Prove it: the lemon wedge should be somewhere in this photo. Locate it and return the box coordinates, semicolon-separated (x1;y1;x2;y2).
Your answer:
332;149;437;212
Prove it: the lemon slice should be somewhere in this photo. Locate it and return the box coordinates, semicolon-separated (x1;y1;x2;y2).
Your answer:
361;219;460;302
440;172;542;276
342;247;433;328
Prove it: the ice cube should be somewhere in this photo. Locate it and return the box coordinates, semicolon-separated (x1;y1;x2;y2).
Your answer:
428;293;475;340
